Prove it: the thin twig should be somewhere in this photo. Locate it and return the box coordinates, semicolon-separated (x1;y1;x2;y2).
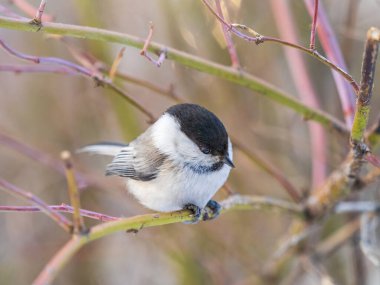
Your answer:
214;0;240;69
270;0;326;189
0;38;156;123
140;22;166;67
306;28;380;217
109;47;125;81
0;15;349;132
220;195;304;216
309;0;319;50
233;139;302;203
33;0;47;23
201;0;360;95
11;0;53;22
61;151;86;234
31;194;302;285
0;204;119;222
0;130;88;189
0;178;73;232
304;0;356;127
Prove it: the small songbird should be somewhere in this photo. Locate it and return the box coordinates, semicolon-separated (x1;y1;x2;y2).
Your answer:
80;103;234;222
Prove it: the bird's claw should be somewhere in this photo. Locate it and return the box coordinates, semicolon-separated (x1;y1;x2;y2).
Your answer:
183;200;221;224
203;200;221;221
183;203;202;224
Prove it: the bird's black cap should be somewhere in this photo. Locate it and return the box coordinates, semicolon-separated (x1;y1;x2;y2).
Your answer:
166;104;229;157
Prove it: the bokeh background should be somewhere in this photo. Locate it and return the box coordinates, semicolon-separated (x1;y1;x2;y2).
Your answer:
1;0;380;284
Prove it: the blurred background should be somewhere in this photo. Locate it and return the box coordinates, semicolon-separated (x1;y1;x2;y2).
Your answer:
1;0;380;284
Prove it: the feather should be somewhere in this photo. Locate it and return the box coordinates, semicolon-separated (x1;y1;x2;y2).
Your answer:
77;141;127;156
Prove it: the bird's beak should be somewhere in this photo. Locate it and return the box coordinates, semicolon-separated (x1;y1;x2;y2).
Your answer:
223;156;235;168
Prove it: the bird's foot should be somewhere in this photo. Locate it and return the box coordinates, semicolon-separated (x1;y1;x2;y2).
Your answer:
183;203;202;224
203;200;221;221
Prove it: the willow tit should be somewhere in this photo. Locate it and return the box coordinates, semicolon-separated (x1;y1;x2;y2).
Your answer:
80;103;234;222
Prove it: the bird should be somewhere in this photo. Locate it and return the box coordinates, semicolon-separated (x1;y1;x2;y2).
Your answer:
79;103;234;222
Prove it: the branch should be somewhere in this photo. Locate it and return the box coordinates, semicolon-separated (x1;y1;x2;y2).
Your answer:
306;27;380;217
309;0;319;50
304;0;356;127
61;151;87;234
0;204;119;222
0;178;73;232
31;194;303;285
232;139;302;202
214;0;240;69
140;22;166;67
200;0;360;95
0;15;348;133
270;0;326;188
0;38;156;122
11;0;53;22
32;0;47;24
351;28;380;144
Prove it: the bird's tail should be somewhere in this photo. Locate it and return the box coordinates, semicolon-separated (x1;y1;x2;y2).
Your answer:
77;142;127;156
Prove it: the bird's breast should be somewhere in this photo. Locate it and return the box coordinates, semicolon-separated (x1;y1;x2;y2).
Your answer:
125;164;231;212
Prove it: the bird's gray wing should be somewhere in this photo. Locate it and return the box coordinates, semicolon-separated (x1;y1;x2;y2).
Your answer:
105;136;167;181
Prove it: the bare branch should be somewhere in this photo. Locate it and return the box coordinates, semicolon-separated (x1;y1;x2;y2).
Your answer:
0;204;119;222
140;22;166;67
214;0;240;69
61;151;87;234
0;178;73;232
309;0;319;50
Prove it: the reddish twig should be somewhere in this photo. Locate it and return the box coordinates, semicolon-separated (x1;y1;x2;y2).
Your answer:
0;38;156;122
33;0;47;23
0;130;89;189
109;47;125;81
0;204;119;222
304;0;356;127
214;0;240;69
140;22;167;67
61;151;87;234
200;0;360;95
270;0;326;188
11;0;53;22
233;139;302;203
309;0;319;50
0;63;77;74
0;178;73;232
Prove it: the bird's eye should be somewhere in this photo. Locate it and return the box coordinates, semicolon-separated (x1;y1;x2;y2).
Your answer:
200;147;211;154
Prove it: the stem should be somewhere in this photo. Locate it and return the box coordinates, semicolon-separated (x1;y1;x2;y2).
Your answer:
32;194;303;285
306;28;380;217
0;178;73;232
233;139;301;202
351;28;380;144
304;0;356;127
0;204;119;222
214;0;240;69
0;15;348;133
270;0;326;188
61;151;86;233
309;0;319;50
201;0;360;95
34;0;47;23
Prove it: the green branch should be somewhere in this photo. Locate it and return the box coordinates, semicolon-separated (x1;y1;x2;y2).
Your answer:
351;28;380;144
32;195;303;285
0;16;347;133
